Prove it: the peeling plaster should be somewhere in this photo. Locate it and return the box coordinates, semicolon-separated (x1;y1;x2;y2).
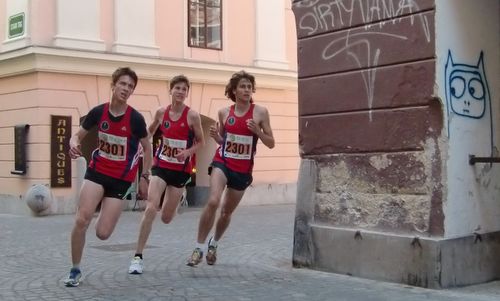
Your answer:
369;154;392;170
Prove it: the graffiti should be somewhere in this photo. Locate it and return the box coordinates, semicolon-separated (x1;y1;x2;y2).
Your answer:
296;0;430;40
294;0;431;121
445;51;490;119
322;31;407;120
444;50;493;155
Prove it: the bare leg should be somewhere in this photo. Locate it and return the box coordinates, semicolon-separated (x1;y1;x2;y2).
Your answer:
94;196;126;240
134;176;166;254
196;168;227;244
160;185;185;224
213;188;245;241
70;180;104;265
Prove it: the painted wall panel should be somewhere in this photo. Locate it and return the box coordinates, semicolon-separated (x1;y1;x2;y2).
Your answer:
294;0;434;38
298;11;434;78
299;105;441;155
299;60;435;115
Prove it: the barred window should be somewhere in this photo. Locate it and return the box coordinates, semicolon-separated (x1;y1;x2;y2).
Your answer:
188;0;222;50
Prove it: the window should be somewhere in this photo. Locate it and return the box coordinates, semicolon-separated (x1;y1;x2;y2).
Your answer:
188;0;222;50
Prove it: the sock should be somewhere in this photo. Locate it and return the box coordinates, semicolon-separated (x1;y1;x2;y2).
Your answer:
209;237;218;247
196;242;204;250
72;264;80;271
134;253;143;259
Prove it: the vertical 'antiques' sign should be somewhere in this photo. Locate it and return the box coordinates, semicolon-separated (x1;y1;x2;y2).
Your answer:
11;124;30;175
51;115;71;187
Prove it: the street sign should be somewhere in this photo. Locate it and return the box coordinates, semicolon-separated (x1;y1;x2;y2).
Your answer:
8;13;25;39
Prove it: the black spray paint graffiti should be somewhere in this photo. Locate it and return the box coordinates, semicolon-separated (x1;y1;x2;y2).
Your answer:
444;50;493;155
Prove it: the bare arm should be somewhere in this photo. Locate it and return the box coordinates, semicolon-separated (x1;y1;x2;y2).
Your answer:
140;136;153;175
147;107;165;136
247;106;275;149
69;127;89;159
137;136;152;200
175;110;205;162
209;108;227;145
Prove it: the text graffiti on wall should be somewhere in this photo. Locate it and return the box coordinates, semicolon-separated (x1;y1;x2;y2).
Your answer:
294;0;431;120
296;0;430;38
444;50;493;155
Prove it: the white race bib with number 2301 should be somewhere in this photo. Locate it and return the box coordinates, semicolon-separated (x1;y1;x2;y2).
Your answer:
223;134;253;160
98;132;127;161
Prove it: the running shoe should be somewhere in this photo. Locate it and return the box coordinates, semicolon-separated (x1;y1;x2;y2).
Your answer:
206;245;217;265
128;256;144;274
63;267;82;287
186;248;203;266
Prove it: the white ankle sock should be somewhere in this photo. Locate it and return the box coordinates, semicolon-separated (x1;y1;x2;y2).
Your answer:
209;237;218;247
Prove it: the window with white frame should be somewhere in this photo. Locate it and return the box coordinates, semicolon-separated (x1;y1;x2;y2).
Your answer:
188;0;222;50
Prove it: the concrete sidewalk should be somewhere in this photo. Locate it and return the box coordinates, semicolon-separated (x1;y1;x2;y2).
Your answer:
1;204;499;301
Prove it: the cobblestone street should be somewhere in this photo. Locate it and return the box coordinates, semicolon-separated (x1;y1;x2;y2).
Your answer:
1;204;499;301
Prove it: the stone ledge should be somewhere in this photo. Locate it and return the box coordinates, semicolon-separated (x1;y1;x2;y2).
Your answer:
294;225;500;288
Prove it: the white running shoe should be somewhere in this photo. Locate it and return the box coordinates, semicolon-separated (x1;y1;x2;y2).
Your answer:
63;267;82;287
128;256;144;274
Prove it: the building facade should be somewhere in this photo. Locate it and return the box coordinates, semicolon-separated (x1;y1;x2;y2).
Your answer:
293;0;500;288
0;0;299;214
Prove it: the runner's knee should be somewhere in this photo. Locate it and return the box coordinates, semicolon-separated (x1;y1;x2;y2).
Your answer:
144;204;158;221
74;214;91;231
96;228;112;240
206;198;219;212
161;212;174;224
219;209;233;221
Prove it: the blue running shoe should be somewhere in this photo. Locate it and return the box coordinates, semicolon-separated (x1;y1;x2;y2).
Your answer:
63;267;82;287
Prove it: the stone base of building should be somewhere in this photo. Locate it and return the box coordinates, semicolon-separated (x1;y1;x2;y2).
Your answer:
293;159;500;288
293;224;500;288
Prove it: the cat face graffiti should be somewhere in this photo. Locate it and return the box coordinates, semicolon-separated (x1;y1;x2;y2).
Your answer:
445;51;490;119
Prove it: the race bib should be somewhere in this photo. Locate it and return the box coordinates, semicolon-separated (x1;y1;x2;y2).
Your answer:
159;137;187;164
223;134;253;160
98;132;127;161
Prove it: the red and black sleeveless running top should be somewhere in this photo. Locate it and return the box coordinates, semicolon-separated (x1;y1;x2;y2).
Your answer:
153;105;195;173
88;103;141;182
213;104;258;173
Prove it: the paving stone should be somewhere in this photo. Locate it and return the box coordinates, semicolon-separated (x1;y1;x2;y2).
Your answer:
0;205;499;301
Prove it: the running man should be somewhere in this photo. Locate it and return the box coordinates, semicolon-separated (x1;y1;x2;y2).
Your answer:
64;67;152;286
187;70;274;266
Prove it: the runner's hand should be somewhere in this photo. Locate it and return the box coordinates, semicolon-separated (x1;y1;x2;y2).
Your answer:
68;141;82;159
209;122;219;139
138;176;149;200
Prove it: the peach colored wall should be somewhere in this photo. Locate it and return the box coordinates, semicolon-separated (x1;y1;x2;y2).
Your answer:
156;0;185;58
223;1;255;66
30;0;55;45
101;0;114;52
0;0;298;213
3;0;297;69
154;0;257;65
0;1;5;44
285;0;298;71
0;71;296;196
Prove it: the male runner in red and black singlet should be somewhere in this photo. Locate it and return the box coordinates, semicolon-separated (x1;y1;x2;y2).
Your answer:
64;67;152;287
187;70;275;266
128;75;204;274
